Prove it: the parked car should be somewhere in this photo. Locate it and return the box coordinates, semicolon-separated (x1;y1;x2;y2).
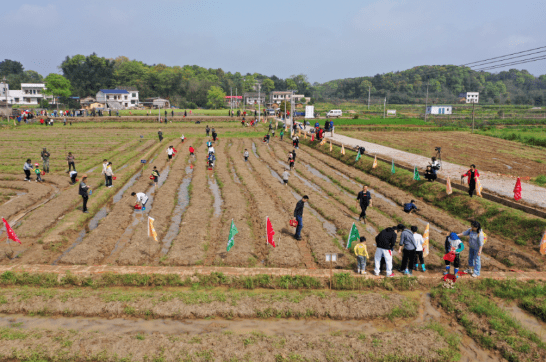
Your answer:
326;110;342;118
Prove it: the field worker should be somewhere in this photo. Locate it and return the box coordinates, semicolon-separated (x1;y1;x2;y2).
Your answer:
424;166;436;182
189;145;195;156
79;175;91;213
354;237;369;274
131;192;149;211
34;164;43;183
208;144;215;154
167;146;174;161
293;195;309;241
429;157;440;176
403;200;418;214
263;134;270;143
101;159;108;183
330;120;334;136
457;221;484;278
208;153;216;168
279;128;284;141
289;154;295;170
180;134;185;143
373;226;398;277
282;168;290;185
158;129;163;142
206;140;213;148
356;185;372;224
69;170;78;185
151;166;160;188
212;130;218;142
397;224;416;275
244;149;249;162
444;232;465;278
461;164;480;197
291;149;297;163
411;226;426;272
206;125;210;136
66;152;76;172
40;147;51;173
105;162;114;188
23;159;33;181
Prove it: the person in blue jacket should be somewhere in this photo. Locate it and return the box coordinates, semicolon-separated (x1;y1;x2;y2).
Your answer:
444;232;465;278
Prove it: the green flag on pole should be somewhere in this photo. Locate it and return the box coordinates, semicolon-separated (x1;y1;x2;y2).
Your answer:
413;166;421;181
226;219;238;252
391;159;395;174
347;223;360;249
356;151;361;161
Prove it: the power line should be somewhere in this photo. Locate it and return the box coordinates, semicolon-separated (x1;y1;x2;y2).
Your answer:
461;45;546;66
467;49;546;67
472;55;546;72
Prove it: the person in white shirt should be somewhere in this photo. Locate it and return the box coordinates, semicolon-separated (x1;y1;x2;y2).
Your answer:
69;170;78;185
282;169;290;185
167;146;174;161
208;146;215;154
101;159;108;183
411;226;426;272
131;192;149;210
180;134;185;143
243;149;249;162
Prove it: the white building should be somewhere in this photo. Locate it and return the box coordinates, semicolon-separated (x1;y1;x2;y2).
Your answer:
426;105;452;115
96;88;139;109
270;91;294;104
0;82;52;105
460;92;479;104
243;92;265;105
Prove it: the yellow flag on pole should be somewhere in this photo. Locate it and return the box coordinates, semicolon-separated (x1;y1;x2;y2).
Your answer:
304;132;307;139
341;144;345;155
320;137;326;146
372;155;377;169
476;177;483;197
329;141;332;152
540;230;546;255
446;176;453;195
148;216;158;242
298;128;301;136
422;223;430;258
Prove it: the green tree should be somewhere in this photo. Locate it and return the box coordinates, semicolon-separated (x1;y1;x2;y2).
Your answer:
0;59;24;76
279;100;292;114
262;78;275;93
207;86;226;109
44;74;72;108
61;53;115;97
286;79;297;90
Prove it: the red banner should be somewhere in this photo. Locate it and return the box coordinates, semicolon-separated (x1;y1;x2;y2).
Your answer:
266;216;276;248
2;218;21;244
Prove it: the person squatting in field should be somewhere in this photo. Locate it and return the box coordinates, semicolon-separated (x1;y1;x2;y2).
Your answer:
69;170;78;185
131;192;149;211
293;195;309;240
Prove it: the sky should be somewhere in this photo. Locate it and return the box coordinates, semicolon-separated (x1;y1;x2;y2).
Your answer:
2;0;546;83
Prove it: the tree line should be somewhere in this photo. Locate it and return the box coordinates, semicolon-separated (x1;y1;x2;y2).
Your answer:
2;57;546;107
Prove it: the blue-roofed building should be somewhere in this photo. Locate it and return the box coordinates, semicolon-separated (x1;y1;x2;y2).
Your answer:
96;87;139;109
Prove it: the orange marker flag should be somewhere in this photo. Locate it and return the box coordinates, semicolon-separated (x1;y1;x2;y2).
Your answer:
372;155;377;169
304;133;307;140
422;223;430;258
329;141;333;152
540;230;546;255
476;176;483;197
341;144;345;155
320;137;326;146
446;176;453;195
148;216;158;242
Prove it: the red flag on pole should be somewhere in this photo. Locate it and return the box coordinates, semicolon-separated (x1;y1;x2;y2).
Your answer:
266;216;276;247
2;218;21;244
513;177;522;201
311;134;315;142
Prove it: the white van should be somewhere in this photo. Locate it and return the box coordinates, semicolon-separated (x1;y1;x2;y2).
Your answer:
326;110;342;118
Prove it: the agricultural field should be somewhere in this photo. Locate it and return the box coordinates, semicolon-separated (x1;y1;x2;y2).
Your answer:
0;120;545;361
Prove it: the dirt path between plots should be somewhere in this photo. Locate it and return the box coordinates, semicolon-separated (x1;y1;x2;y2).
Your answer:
115;140;196;265
0;289;409;320
249;140;347;269
204;140;257;266
165;142;213;265
232;139;304;268
0;180;52;221
58;141;178;265
291;140;534;271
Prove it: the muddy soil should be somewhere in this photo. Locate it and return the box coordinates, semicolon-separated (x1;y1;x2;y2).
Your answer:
116;141;195;265
0;180;52;220
204;141;257;266
0;289;410;320
165;142;213;265
249;140;346;269
292;140;532;271
231;139;304;268
341;130;546;178
59;141;178;265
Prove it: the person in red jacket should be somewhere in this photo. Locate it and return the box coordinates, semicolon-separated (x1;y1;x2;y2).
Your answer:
461;164;480;197
189;146;195;156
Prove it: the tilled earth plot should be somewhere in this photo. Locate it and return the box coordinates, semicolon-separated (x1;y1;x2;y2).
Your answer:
0;134;542;273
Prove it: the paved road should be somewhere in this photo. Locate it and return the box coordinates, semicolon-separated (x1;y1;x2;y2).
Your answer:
286;119;546;209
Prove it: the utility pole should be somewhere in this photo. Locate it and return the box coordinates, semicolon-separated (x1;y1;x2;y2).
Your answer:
424;83;429;122
368;86;371;110
472;100;475;134
236;88;237;112
258;83;261;123
230;87;233;114
383;97;386;119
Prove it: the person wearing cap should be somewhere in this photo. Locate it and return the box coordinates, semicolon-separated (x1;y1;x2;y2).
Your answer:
40;148;51;173
79;175;91;213
34;163;43;183
293;195;309;240
444;232;465;278
397;224;416;275
353;237;369;274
